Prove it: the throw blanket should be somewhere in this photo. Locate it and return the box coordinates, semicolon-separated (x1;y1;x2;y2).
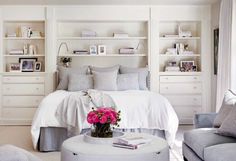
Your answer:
0;145;41;161
55;90;116;136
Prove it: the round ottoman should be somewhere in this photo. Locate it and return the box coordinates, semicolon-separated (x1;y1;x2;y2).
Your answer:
61;133;169;161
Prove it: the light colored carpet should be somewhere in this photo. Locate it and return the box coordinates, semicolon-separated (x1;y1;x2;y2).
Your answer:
0;125;192;161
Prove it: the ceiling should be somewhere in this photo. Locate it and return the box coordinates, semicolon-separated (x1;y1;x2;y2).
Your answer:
0;0;221;5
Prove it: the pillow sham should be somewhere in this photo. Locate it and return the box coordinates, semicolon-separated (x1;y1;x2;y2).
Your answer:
120;66;148;90
117;73;139;91
93;71;117;91
217;107;236;138
89;65;120;74
57;66;88;90
213;90;236;127
68;74;93;91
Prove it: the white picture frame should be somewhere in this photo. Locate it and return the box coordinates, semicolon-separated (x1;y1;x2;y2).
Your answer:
9;63;21;72
89;45;97;55
34;62;42;72
20;58;37;72
98;45;106;55
180;60;195;72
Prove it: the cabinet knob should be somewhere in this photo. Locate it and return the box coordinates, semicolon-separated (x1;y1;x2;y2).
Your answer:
193;77;197;80
36;78;39;80
165;87;168;89
193;98;197;101
6;87;10;90
36;88;39;90
165;77;169;80
193;86;197;89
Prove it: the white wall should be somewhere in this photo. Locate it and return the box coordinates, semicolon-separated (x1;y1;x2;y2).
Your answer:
211;1;220;112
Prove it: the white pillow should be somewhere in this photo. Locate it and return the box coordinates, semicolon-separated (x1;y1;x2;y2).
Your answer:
68;74;93;91
117;73;139;91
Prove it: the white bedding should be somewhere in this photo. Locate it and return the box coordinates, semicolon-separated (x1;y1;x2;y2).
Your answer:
31;90;178;149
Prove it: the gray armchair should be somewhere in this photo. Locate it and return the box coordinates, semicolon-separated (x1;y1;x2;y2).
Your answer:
193;113;217;128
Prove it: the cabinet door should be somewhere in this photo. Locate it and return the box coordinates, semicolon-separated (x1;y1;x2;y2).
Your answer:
3;84;44;95
160;83;201;94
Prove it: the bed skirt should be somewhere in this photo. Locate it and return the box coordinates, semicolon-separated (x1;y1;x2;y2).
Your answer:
38;127;165;152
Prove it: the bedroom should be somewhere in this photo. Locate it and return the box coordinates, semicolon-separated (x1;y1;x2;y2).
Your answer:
0;0;236;161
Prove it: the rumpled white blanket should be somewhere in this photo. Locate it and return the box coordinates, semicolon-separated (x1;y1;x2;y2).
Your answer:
0;144;41;161
55;90;116;136
31;90;178;149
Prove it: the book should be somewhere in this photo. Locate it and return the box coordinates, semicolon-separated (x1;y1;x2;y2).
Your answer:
9;49;24;55
113;32;129;38
73;50;89;55
119;48;135;54
112;142;147;150
117;136;151;145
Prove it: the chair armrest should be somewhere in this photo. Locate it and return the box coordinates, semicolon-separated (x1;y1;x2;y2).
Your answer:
194;113;217;128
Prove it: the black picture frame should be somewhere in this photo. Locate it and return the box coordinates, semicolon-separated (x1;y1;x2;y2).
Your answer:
19;58;38;72
214;28;219;75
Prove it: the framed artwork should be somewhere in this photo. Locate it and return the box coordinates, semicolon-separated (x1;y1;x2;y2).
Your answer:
214;28;219;75
9;63;21;72
19;58;37;72
34;62;42;72
98;45;106;55
180;60;195;72
89;45;97;55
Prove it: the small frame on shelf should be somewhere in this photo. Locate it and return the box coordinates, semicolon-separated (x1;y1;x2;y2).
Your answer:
89;45;97;55
8;63;21;72
98;45;106;55
19;58;37;72
180;60;195;72
34;62;42;72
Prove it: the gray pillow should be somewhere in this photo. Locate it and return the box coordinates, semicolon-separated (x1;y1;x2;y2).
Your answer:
117;73;139;91
120;66;148;90
218;107;236;138
68;74;93;91
93;71;117;91
57;66;88;90
89;65;120;74
213;90;236;127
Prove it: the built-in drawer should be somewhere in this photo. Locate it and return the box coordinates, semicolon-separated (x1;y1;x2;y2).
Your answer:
3;96;44;107
3;76;45;83
160;83;202;94
2;84;44;95
160;76;201;83
1;108;37;119
164;95;202;106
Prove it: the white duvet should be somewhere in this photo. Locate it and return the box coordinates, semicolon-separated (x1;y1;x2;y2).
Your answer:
31;90;178;149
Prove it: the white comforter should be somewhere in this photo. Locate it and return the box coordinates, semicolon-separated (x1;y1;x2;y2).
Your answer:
31;90;178;149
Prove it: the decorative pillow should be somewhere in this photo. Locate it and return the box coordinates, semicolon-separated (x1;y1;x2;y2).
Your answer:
213;90;236;127
57;66;88;90
218;107;236;138
93;71;118;91
117;73;139;91
120;66;148;90
68;74;93;91
89;65;120;74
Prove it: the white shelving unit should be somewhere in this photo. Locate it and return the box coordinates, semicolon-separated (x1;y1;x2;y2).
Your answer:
56;20;149;67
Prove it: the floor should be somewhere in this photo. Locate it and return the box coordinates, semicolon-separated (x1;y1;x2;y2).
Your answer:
0;125;192;161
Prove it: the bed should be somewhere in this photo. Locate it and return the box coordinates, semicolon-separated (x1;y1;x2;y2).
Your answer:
31;90;179;151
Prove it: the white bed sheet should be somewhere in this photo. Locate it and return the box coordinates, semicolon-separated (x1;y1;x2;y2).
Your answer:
31;90;178;149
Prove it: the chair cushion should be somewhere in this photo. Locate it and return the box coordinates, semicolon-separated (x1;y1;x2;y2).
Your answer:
205;143;236;161
184;128;236;160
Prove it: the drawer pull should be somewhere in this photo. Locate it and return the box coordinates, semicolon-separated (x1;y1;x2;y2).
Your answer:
165;77;169;80
193;86;197;89
35;100;40;103
193;98;197;101
36;78;39;80
6;87;10;90
165;87;169;89
36;88;39;90
193;77;197;80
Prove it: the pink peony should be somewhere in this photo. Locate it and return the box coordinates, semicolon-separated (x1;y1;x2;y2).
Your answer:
92;114;99;123
100;115;108;124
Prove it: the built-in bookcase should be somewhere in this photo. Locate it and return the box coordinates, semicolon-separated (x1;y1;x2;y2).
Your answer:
2;21;46;72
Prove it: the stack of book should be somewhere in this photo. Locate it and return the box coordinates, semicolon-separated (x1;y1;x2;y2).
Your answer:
81;30;96;37
73;50;89;55
113;136;151;150
119;48;135;54
9;49;24;55
113;32;129;38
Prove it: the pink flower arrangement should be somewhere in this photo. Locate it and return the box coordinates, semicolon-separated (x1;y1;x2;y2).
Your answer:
87;107;121;126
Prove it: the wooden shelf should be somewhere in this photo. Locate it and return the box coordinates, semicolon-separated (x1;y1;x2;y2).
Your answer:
57;36;147;40
4;37;45;40
159;54;200;57
159;37;200;40
4;55;45;57
58;54;147;57
159;72;202;76
0;72;46;75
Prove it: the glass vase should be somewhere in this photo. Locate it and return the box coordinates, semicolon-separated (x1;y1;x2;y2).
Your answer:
91;123;113;138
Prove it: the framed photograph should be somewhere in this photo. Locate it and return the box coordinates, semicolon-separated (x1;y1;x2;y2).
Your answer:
214;28;219;75
98;45;106;55
19;58;37;72
180;61;195;72
34;62;42;72
191;65;197;72
9;63;21;72
89;45;97;55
